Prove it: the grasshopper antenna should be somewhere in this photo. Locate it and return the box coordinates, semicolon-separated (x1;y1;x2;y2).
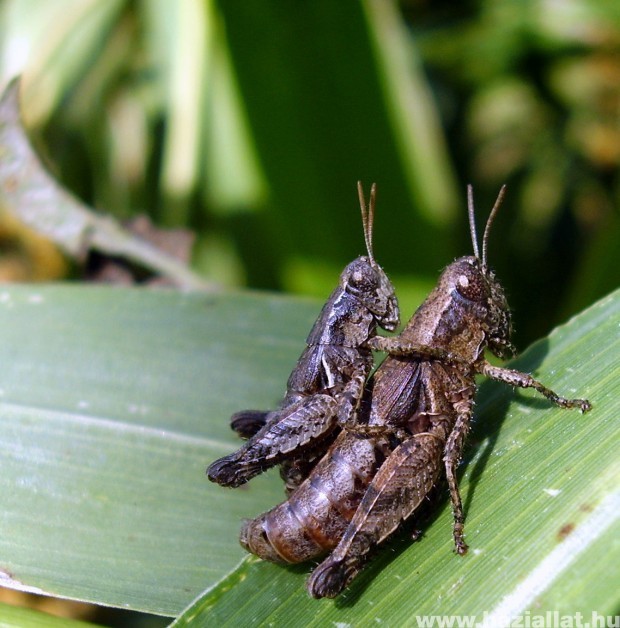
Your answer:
358;181;377;263
481;184;507;268
467;184;480;260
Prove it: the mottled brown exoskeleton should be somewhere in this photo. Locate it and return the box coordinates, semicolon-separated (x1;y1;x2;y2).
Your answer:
207;183;402;491
239;185;592;599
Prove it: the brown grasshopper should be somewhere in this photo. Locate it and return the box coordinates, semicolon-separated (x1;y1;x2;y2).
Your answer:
208;182;403;491
239;185;592;598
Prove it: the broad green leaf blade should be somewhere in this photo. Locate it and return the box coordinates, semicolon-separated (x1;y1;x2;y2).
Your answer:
174;289;620;626
0;285;321;615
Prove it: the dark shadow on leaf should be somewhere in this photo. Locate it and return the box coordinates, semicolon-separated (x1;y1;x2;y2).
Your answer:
462;337;551;520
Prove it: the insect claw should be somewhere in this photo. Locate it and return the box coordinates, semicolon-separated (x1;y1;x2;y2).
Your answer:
453;541;468;555
454;526;469;556
411;528;423;542
578;399;592;413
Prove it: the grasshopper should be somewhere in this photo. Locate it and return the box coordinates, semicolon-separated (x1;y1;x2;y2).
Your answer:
237;186;591;598
207;182;401;491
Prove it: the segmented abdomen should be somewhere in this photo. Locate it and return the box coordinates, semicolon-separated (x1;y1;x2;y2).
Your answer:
240;430;392;563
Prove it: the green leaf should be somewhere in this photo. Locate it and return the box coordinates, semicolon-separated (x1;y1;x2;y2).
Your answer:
0;284;617;622
174;289;620;626
0;285;320;616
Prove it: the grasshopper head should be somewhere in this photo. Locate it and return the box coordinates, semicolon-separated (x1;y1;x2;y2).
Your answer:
447;255;515;359
341;256;399;331
464;185;516;359
340;181;400;331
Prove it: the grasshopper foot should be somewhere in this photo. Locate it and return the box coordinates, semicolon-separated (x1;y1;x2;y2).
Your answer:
207;455;264;488
307;556;361;599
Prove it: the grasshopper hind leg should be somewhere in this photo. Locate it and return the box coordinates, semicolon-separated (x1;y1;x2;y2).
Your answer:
208;394;339;487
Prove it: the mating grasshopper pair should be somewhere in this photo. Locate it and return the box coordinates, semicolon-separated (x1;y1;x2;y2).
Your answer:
207;183;591;599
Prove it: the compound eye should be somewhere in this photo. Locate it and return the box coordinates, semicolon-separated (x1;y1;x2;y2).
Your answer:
349;272;371;293
346;259;377;294
455;270;486;301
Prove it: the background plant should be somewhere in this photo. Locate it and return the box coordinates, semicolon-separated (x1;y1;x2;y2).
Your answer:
0;0;617;626
1;0;617;342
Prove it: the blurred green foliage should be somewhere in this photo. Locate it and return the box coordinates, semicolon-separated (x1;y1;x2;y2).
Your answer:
1;0;618;345
0;2;618;624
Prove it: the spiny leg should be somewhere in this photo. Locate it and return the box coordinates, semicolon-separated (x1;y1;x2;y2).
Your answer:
230;391;308;440
367;336;465;365
219;370;371;488
478;362;592;413
443;399;474;555
333;370;409;439
207;394;338;487
335;370;367;429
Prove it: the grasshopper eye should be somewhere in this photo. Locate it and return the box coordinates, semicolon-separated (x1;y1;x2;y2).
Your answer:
454;268;486;302
351;270;364;285
343;258;378;295
350;269;370;290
